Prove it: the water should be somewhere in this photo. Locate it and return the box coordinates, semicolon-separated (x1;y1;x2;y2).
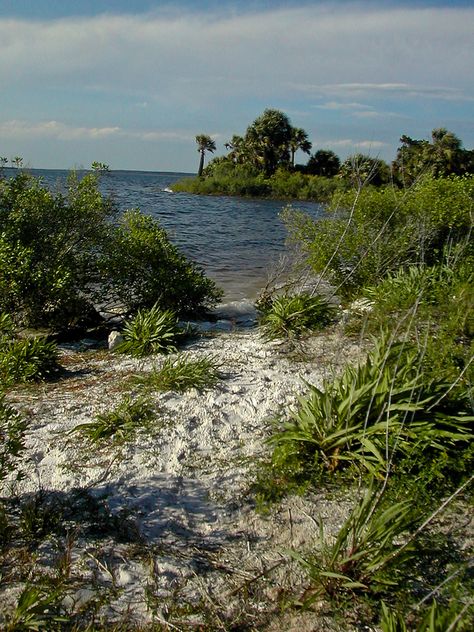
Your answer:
25;168;323;302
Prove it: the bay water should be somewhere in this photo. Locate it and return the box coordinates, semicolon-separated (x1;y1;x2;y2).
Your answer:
28;168;323;306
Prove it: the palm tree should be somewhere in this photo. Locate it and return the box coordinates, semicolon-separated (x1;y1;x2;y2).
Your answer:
11;156;23;169
289;127;312;168
430;128;463;176
196;134;216;176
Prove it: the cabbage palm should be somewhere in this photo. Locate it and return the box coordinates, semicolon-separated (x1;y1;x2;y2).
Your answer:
289;127;312;168
196;134;216;176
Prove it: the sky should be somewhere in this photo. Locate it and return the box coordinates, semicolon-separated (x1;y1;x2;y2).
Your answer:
0;1;473;172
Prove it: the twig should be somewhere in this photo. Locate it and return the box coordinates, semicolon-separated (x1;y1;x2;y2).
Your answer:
225;556;286;597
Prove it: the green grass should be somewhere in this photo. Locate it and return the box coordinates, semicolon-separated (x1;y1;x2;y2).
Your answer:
69;395;155;444
258;293;337;342
114;304;181;357
134;353;222;392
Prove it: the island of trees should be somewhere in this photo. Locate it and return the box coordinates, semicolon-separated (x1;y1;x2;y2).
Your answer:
175;108;474;200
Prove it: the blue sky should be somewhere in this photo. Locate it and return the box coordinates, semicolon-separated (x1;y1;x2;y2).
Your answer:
1;1;473;172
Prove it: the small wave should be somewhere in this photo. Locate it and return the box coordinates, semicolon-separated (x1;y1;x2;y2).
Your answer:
212;299;257;326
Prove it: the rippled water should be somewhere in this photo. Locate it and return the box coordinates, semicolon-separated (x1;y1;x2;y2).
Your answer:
29;169;323;301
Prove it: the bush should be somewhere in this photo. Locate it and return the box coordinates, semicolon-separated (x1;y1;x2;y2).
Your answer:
268;334;473;478
174;164;343;202
115;305;182;357
0;172;113;328
103;210;222;315
282;175;474;298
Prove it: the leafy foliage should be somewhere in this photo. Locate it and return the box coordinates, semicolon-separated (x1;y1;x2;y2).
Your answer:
269;334;473;477
292;484;418;600
0;172;113;328
380;600;473;632
339;153;391;187
282;175;474;297
3;584;67;631
135;354;222;392
393;128;474;185
103;210;222;315
0;172;221;328
115;304;182;357
306;149;341;177
196;134;216;176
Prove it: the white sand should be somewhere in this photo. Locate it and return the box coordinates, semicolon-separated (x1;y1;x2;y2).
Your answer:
2;327;363;628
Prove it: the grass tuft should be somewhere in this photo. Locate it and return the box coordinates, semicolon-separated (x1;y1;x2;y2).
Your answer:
258;293;336;342
70;395;155;444
134;354;222;393
114;304;182;357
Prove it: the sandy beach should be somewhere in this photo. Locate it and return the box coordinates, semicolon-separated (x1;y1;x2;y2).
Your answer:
2;324;364;629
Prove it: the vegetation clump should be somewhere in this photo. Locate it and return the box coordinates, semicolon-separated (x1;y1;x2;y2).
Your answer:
135;353;222;392
176;109;473;201
114;304;182;357
258;293;336;342
269;334;473;478
0;313;60;387
70;395;155;444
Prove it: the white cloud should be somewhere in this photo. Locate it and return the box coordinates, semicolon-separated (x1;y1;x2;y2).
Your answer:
315;102;372;111
0;119;202;144
0;5;472;103
314;83;474;102
324;139;389;150
0;4;472;169
0;120;122;140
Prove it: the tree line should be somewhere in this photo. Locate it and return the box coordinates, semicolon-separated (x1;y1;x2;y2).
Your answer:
195;108;474;187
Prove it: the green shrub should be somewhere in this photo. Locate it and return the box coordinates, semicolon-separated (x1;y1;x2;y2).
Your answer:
135;354;222;392
0;172;114;328
355;256;473;389
0;337;60;387
258;293;336;342
115;305;181;357
0;172;221;328
70;396;155;444
174;164;343;201
282;175;474;298
103;210;222;315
